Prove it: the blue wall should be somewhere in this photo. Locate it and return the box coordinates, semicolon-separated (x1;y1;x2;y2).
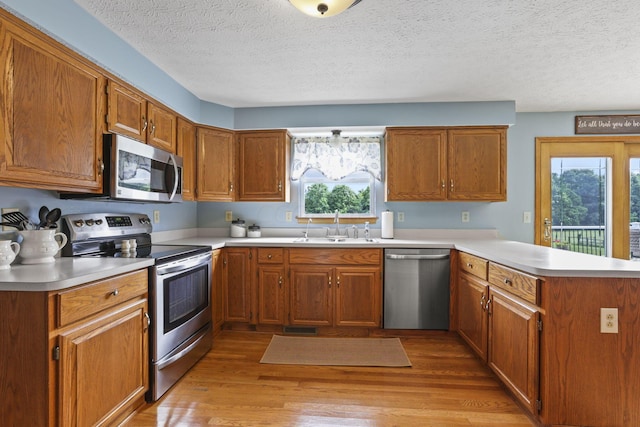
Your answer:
1;0;638;243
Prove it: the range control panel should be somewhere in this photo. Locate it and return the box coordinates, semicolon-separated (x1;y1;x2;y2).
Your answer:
61;213;152;241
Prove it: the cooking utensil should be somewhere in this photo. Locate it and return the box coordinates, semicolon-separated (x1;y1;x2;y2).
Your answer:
38;206;50;229
0;221;23;230
1;211;30;224
45;208;61;229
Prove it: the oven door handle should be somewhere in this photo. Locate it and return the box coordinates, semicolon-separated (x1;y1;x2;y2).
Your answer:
156;252;212;276
157;328;209;371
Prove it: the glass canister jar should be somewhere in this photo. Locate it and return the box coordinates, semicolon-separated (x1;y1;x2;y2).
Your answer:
247;224;261;238
230;218;246;238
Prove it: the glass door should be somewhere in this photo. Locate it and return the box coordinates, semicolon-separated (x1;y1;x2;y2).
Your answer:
536;138;627;259
550;157;611;256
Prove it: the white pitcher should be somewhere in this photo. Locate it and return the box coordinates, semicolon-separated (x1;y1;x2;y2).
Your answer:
0;240;20;269
18;230;67;264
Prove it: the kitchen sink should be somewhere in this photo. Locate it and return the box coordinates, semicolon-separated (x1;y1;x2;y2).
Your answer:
293;237;378;244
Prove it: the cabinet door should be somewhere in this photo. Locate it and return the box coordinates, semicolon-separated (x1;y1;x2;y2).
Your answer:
147;101;177;153
236;130;290;201
334;266;381;327
107;80;147;141
289;266;333;326
223;248;252;323
257;266;286;325
58;299;148;427
385;128;447;201
211;249;224;333
177;118;197;201
0;22;104;192
457;271;489;361
447;127;506;201
488;287;539;414
197;127;235;201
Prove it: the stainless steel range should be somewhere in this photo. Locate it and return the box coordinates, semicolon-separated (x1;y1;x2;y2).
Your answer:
61;213;213;402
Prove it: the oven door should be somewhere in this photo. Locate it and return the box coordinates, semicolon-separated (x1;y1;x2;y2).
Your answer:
151;251;212;362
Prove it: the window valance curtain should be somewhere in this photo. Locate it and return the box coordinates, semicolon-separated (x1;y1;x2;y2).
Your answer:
291;136;382;181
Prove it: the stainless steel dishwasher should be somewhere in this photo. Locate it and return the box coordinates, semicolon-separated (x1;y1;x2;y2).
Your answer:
383;248;451;329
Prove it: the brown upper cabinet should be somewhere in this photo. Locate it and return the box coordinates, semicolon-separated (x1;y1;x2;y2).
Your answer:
177;118;197;201
196;126;235;201
0;11;106;192
236;130;291;202
106;80;177;153
195;128;291;202
385;126;507;201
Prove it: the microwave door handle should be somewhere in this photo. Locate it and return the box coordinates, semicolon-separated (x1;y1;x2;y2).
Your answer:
165;154;179;201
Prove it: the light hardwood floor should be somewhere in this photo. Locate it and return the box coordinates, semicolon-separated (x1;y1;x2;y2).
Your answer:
125;331;536;426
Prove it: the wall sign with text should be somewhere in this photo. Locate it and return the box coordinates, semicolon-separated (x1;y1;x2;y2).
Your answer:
575;115;640;134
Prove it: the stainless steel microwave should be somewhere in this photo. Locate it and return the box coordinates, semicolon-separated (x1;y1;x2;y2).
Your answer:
61;134;183;203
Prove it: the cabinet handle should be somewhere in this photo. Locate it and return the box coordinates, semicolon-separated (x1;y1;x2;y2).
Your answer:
110;289;119;297
485;296;492;313
337;276;340;287
150;121;156;135
450;179;454;191
278;180;282;192
480;294;485;309
441;179;445;189
267;254;272;259
278;276;283;288
328;276;332;288
503;278;513;286
142;116;148;132
144;312;151;332
229;182;234;192
466;263;473;268
98;158;104;176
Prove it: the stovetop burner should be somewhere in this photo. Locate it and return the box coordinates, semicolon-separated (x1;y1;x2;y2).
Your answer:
60;213;210;264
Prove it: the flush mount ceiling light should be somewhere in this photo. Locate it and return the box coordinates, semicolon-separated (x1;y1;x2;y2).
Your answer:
289;0;362;18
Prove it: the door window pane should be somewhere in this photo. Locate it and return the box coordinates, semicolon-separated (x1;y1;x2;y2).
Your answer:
551;157;610;256
630;158;640;259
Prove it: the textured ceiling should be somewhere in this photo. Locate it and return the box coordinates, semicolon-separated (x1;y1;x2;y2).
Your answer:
72;0;640;112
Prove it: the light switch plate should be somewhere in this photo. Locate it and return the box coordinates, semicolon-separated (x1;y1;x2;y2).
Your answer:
461;211;470;223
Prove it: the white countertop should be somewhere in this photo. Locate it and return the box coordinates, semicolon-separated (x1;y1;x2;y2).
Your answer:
0;257;154;292
168;235;640;278
3;232;640;292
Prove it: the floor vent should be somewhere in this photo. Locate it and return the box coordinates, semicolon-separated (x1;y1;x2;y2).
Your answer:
282;326;317;335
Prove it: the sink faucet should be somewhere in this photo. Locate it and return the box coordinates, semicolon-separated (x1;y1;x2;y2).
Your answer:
334;210;340;235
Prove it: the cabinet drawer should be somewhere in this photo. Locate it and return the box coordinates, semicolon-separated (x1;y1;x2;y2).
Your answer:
57;270;148;326
488;262;539;305
256;248;284;264
289;248;381;265
459;252;488;280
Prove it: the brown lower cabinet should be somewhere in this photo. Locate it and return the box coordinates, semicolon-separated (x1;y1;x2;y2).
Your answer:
223;247;382;329
456;250;640;427
0;269;149;426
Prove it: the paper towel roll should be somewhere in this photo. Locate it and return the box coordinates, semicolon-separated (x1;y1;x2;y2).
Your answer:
381;210;394;239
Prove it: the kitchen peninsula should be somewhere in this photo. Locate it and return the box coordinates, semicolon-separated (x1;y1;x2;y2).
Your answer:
1;232;639;426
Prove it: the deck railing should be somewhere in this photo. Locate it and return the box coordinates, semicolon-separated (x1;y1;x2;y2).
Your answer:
552;226;606;256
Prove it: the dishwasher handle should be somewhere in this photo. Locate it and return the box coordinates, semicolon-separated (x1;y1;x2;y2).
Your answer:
385;253;450;260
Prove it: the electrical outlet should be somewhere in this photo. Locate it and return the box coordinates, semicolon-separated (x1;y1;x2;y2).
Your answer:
153;210;160;224
600;308;619;333
523;211;532;224
461;211;470;223
225;211;233;222
285;211;293;222
2;208;19;231
397;212;405;222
